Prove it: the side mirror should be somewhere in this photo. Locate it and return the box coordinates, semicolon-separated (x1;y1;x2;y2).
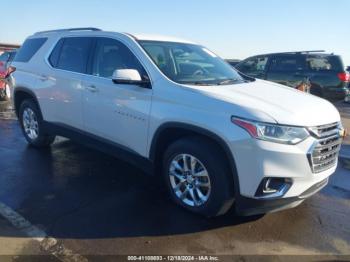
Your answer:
346;66;350;72
112;69;151;88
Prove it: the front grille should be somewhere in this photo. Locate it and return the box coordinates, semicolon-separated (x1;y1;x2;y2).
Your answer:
308;122;342;173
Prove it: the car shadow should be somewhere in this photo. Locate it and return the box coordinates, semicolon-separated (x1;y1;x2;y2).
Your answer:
0;133;263;239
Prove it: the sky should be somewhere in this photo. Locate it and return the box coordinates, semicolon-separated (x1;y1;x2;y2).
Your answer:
1;0;349;66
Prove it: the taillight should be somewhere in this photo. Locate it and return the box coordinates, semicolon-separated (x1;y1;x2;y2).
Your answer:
338;72;350;82
5;66;16;78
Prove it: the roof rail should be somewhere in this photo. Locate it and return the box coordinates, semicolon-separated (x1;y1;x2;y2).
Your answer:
276;50;326;54
34;27;102;35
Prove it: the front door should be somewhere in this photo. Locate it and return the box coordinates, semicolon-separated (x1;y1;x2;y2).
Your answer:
82;37;152;156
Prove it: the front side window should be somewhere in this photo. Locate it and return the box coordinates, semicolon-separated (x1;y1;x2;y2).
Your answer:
139;41;244;85
92;38;147;79
13;38;47;62
236;56;268;74
56;37;92;73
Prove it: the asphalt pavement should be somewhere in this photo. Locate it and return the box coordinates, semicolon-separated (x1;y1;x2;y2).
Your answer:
0;100;349;260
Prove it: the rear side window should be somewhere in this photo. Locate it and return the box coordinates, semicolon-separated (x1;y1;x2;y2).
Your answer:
14;38;47;62
269;56;302;72
51;37;92;74
306;55;344;71
48;39;64;67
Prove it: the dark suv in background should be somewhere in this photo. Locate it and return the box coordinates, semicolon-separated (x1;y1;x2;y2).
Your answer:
235;51;349;101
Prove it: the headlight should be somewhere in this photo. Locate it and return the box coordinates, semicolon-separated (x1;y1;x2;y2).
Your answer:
231;117;309;144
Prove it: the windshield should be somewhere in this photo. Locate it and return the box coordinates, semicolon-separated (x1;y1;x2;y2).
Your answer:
139;41;245;85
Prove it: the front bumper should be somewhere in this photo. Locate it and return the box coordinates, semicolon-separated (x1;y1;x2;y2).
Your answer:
229;135;337;198
235;177;329;216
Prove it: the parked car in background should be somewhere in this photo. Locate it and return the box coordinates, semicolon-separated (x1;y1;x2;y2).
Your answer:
0;50;17;100
235;51;350;101
346;66;350;103
226;59;241;67
9;28;344;217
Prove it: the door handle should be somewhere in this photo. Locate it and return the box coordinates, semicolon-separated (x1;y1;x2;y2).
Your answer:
86;85;99;93
39;75;49;81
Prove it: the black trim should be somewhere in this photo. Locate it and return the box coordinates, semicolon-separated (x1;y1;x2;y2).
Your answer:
236;177;329;216
235;195;304;216
44;122;153;174
112;78;151;88
149;122;241;197
13;87;42;117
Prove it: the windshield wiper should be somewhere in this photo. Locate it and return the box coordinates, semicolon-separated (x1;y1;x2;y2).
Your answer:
216;78;244;85
190;81;214;86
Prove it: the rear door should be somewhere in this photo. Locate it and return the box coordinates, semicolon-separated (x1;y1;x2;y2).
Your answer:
266;55;306;88
235;55;269;79
44;37;93;129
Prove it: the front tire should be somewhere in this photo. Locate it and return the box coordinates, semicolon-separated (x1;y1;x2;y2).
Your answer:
163;137;235;217
19;99;55;147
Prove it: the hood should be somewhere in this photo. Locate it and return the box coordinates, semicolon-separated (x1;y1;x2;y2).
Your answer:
193;79;341;127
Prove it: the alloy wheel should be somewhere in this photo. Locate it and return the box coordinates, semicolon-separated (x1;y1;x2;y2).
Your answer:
169;154;211;207
22;108;39;140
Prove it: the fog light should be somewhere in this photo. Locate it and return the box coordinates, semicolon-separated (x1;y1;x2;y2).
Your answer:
255;177;292;199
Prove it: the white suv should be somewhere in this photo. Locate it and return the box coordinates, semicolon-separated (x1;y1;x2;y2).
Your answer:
9;28;344;217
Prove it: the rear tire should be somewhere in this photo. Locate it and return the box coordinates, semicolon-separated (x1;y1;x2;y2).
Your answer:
5;83;11;100
162;137;235;217
310;85;323;98
19;99;55;147
0;88;6;101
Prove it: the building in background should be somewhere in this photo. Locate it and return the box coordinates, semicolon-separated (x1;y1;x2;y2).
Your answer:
0;43;20;54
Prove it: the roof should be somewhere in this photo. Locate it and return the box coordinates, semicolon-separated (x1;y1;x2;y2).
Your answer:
32;28;196;44
254;50;337;57
130;33;196;44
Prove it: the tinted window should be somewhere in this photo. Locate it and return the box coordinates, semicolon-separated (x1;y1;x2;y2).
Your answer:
92;38;146;78
14;38;47;62
236;56;268;74
306;55;343;71
270;56;302;72
56;37;92;73
48;39;64;67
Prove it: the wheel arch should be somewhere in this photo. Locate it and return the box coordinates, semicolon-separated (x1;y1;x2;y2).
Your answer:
13;87;41;118
149;122;240;196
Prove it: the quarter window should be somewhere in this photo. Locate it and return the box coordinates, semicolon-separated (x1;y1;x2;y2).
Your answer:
13;38;47;62
92;38;146;79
